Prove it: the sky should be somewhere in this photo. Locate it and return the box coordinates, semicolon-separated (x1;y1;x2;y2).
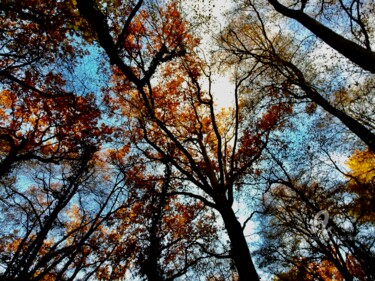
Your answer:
183;0;236;109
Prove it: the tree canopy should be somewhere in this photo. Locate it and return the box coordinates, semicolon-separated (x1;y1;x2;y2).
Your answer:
0;0;374;280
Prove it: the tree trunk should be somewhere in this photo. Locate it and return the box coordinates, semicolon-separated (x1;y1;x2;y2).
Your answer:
306;85;375;152
268;0;375;74
216;197;259;281
281;59;375;152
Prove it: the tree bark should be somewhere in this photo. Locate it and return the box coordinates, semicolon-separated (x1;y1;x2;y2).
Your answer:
307;88;375;152
216;196;259;281
268;0;375;74
280;59;375;152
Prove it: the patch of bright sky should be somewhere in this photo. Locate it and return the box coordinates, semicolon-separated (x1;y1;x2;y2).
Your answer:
183;0;236;109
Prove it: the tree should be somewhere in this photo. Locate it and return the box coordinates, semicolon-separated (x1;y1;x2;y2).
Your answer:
0;87;103;178
272;259;343;281
0;2;125;279
0;0;86;86
345;149;375;224
74;0;294;279
1;0;236;279
253;146;375;281
108;159;231;280
266;0;375;74
218;4;375;152
217;4;375;278
3;0;373;280
0;0;110;178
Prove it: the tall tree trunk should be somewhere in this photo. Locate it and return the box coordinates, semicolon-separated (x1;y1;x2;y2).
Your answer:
281;59;375;152
216;196;259;281
268;0;375;74
305;84;375;152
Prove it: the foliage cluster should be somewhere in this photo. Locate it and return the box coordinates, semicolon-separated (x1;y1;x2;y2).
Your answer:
0;0;374;280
